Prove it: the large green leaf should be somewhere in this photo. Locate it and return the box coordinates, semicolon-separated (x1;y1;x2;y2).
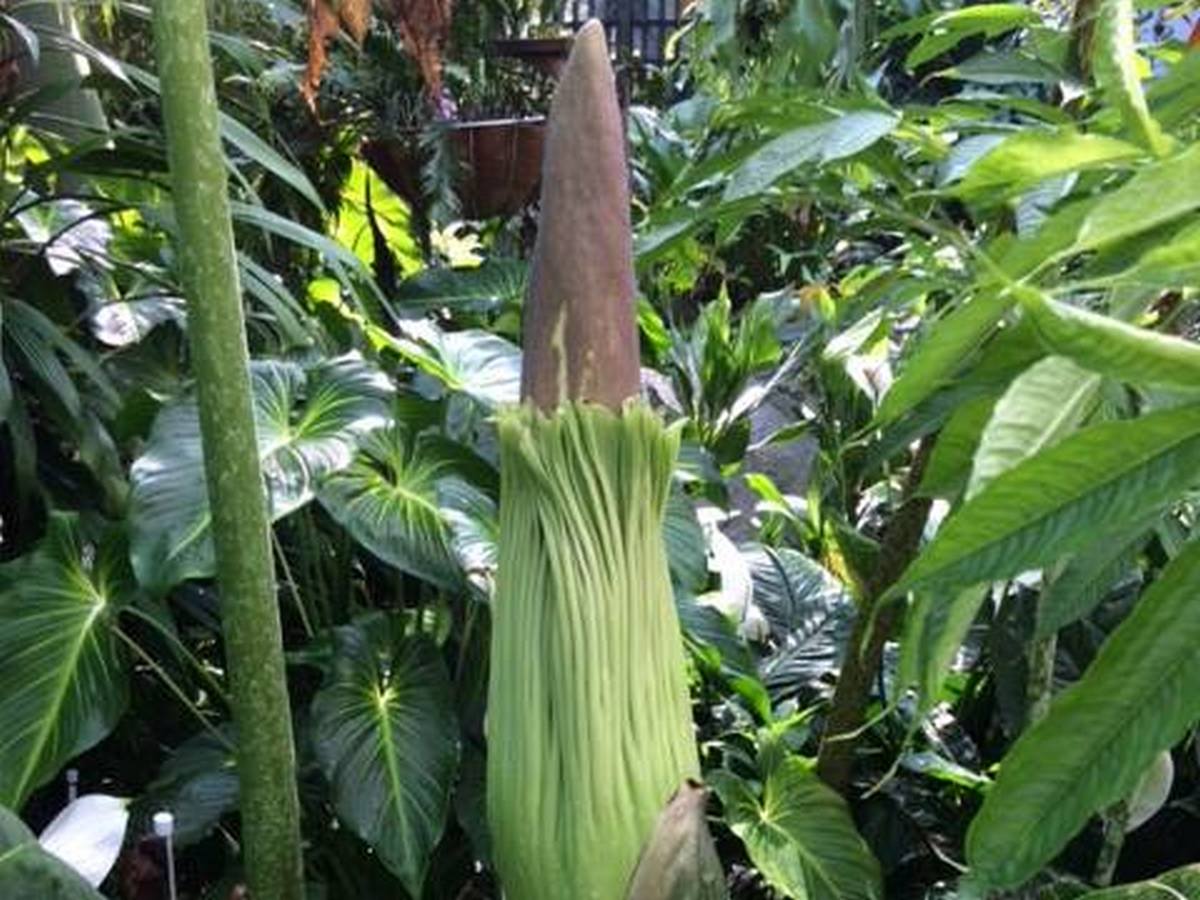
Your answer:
965;538;1200;891
875;294;1009;427
891;405;1200;599
129;354;391;591
955;131;1142;202
143;727;239;847
0;805;105;900
395;260;528;316
1076;864;1200;899
317;428;497;595
1105;219;1200;289
1092;0;1172;157
918;395;997;500
0;516;130;808
311;618;459;897
881;4;1040;68
967;355;1100;498
712;758;882;900
1035;523;1149;639
1073;143;1200;253
1022;292;1200;391
723;111;899;202
387;326;522;409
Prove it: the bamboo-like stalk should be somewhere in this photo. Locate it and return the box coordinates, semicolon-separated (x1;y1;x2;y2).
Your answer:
152;4;304;899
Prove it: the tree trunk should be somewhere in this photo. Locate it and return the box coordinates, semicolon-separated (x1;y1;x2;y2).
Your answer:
152;4;304;899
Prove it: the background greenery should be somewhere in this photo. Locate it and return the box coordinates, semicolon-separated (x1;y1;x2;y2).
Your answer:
0;0;1198;897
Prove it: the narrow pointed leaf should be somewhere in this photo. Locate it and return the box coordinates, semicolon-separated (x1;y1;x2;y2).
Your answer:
1022;292;1200;391
1093;0;1172;157
891;405;1200;599
956;130;1141;201
1035;524;1150;639
967;355;1100;499
875;295;1008;427
312;618;459;897
722;111;899;203
1073;143;1200;252
965;538;1200;891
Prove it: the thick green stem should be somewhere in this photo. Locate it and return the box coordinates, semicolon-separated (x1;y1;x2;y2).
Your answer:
152;4;304;899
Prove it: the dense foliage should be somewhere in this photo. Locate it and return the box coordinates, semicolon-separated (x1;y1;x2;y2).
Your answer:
1;0;1199;898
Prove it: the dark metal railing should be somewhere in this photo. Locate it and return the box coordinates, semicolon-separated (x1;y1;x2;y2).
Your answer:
556;0;682;63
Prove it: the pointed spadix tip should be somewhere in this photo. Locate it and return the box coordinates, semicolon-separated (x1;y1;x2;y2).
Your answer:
519;15;638;412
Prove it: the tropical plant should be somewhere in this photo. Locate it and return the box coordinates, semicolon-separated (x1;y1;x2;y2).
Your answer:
1;1;1199;899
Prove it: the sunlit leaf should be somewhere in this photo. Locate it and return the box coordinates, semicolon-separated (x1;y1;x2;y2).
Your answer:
891;405;1200;599
0;516;130;809
318;428;496;595
129;354;391;591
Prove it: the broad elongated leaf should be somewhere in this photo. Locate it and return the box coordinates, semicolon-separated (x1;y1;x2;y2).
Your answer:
1076;864;1200;898
1022;292;1200;391
1074;143;1200;252
143;728;239;847
891;405;1200;599
0;806;105;900
312;618;459;897
129;354;391;591
918;395;997;499
395;260;528;316
967;355;1100;499
0;516;130;808
317;428;497;595
882;4;1039;68
723;111;899;202
965;538;1200;891
1093;0;1171;157
875;295;1009;427
712;758;882;900
956;131;1141;201
1109;219;1200;289
1035;524;1149;639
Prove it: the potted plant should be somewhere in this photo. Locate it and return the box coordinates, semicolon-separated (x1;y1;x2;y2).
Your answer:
304;0;562;223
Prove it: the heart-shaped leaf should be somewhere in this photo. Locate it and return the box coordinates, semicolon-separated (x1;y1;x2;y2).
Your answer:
0;515;131;809
318;428;497;596
129;353;391;591
311;617;459;897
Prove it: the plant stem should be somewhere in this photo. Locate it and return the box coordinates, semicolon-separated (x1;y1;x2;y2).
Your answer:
1025;633;1057;727
816;438;934;793
152;4;305;898
1093;801;1129;887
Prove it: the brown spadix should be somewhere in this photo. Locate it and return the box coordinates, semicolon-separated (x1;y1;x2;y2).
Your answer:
520;19;641;411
